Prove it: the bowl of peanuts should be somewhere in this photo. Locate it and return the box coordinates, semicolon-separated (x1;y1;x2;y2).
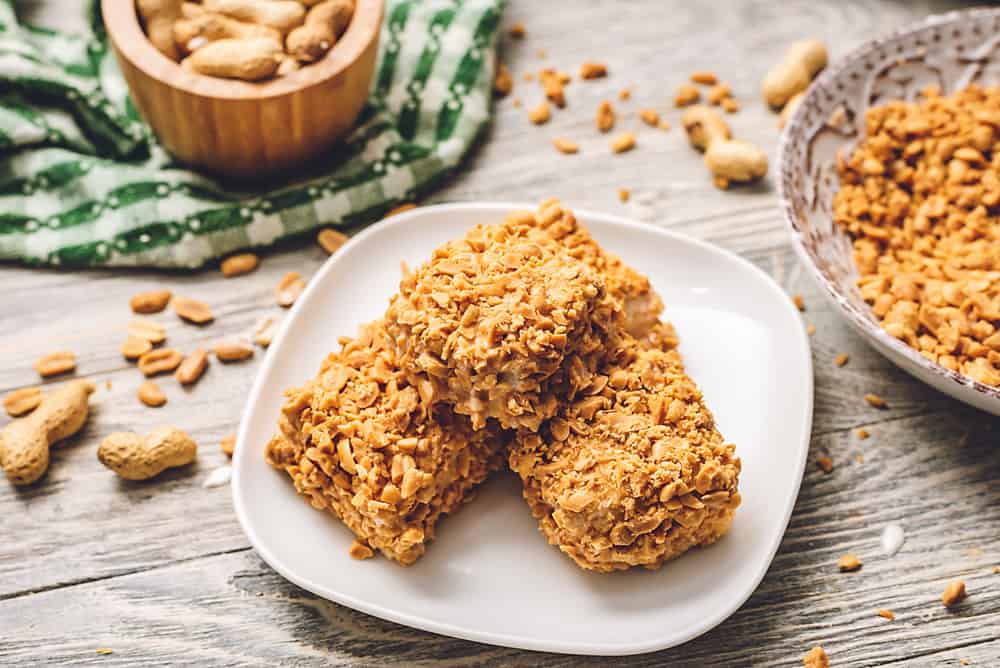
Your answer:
779;8;1000;416
102;0;383;179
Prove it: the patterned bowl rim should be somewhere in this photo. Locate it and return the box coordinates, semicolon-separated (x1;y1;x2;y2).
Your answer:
777;7;1000;405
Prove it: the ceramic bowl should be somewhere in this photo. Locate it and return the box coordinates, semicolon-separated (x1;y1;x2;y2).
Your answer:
102;0;383;179
778;8;1000;416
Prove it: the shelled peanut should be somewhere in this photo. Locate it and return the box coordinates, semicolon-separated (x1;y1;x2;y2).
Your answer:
137;0;356;81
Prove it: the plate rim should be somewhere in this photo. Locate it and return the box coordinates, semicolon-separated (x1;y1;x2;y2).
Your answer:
231;202;814;656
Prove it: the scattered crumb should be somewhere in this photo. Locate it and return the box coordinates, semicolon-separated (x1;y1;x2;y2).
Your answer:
960;660;970;666
838;553;862;572
537;48;546;59
803;646;829;668
817;456;834;473
317;227;349;255
553;137;579;154
221;432;236;457
690;71;718;85
508;22;525;38
523;72;534;82
105;379;112;391
793;294;805;311
659;118;671;131
806;324;816;336
610;132;636;154
618;188;630;203
881;523;905;556
992;566;999;574
638;108;660;127
529;101;551;125
835;353;849;367
579;62;608;80
857;428;870;440
942;580;966;608
349;540;375;560
877;609;896;620
855;453;864;463
494;63;512;96
96;648;113;655
512;97;522;108
618;87;632;101
674;83;700;107
722;97;740;114
864;393;887;409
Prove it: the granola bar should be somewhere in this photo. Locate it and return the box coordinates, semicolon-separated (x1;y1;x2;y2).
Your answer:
504;199;665;337
384;220;620;431
509;338;741;572
265;321;509;565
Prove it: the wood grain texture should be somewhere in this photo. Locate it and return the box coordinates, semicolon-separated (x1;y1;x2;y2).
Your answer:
2;0;999;666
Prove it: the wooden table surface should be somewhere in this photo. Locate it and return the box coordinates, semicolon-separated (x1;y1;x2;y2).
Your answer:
3;1;999;666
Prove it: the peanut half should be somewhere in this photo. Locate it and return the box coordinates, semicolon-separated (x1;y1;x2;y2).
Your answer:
252;316;278;347
137;381;167;407
175;349;209;385
138;348;184;377
34;351;76;378
3;387;43;417
317;228;349;254
214;338;254;362
128;318;167;344
173;296;214;324
275;272;306;307
121;336;153;360
220;252;259;277
130;290;172;314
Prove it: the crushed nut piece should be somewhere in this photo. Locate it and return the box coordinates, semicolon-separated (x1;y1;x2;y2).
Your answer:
579;62;607;80
34;351;76;378
878;609;896;620
639;108;660;127
494;63;512;96
659;118;671;131
817;456;833;473
691;71;718;85
512;97;521;108
253;316;278;347
508;22;525;38
130;290;172;314
137;380;167;407
95;648;113;655
611;132;636;154
349;540;375;560
864;393;887;409
803;646;829;668
221;432;236;457
674;84;700;107
553;137;579;154
722;97;740;113
175;349;209;385
834;353;849;367
3;387;42;417
317;228;349;255
838;553;862;572
276;272;306;307
618;188;631;202
942;580;967;608
618;87;632;101
793;294;805;311
173;296;214;324
220;253;259;277
529;100;551;125
806;324;816;336
858;428;870;440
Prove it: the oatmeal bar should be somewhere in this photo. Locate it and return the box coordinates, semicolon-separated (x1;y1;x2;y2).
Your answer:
505;199;665;337
384;220;619;431
265;321;509;565
509;339;741;572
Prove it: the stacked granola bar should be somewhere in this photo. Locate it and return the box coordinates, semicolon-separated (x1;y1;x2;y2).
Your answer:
267;200;741;571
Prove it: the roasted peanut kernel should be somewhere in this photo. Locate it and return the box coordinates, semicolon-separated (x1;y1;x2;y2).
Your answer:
175;349;209;385
838;553;862;572
579;61;607;79
638;108;660;127
137;348;183;377
130;289;172;314
494;63;512;96
674;83;700;107
595;100;615;132
690;71;718;85
3;387;42;417
221;432;236;457
553;137;579;154
275;271;306;307
137;380;167;407
173;296;214;324
317;228;349;254
610;132;636;154
942;580;967;608
34;351;76;378
220;252;259;277
128;318;166;343
253;316;278;347
529;101;551;125
214;337;254;362
121;336;153;360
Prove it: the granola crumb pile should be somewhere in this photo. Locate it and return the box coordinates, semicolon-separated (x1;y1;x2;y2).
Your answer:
834;85;1000;387
269;200;738;571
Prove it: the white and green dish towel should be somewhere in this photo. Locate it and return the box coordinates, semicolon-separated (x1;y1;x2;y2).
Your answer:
0;0;503;268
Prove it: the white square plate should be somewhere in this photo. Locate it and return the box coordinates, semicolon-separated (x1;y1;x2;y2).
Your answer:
232;203;813;656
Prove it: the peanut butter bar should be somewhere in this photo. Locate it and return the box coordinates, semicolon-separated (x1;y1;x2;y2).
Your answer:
266;321;509;565
384;220;620;431
509;339;741;572
504;199;665;337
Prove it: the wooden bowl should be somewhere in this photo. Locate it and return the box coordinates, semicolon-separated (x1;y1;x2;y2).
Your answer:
102;0;383;180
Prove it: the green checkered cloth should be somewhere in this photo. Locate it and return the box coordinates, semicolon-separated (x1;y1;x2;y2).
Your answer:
0;0;502;268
